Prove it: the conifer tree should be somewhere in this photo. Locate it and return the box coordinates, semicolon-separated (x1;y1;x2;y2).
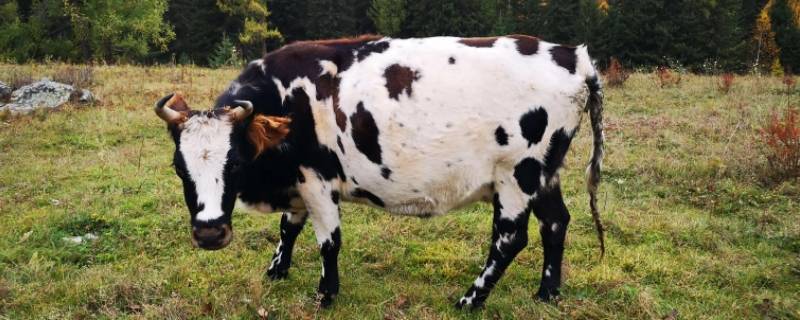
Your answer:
402;0;491;37
771;0;800;72
217;0;282;57
266;0;308;43
369;0;406;36
605;0;671;67
167;0;234;64
540;0;581;44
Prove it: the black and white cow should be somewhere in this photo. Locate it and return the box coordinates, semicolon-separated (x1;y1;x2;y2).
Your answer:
155;35;605;308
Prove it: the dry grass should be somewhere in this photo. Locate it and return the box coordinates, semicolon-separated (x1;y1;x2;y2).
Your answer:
0;64;798;319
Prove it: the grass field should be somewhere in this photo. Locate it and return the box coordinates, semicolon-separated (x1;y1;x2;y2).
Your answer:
0;64;798;319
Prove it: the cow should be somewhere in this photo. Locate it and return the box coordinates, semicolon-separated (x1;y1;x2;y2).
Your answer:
154;35;605;309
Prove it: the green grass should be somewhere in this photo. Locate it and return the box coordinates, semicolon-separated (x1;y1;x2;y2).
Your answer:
1;64;798;319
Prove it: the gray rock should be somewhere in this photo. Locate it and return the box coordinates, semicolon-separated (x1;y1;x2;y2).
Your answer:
78;89;94;103
0;78;74;115
0;81;11;100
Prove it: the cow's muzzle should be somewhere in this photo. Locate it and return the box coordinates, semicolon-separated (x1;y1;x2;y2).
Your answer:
192;224;232;250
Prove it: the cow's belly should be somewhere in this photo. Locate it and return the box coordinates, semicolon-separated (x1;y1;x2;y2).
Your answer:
340;152;496;216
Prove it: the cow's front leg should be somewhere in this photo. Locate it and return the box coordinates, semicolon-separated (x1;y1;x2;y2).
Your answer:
297;167;342;307
266;211;308;280
456;185;531;309
531;182;570;301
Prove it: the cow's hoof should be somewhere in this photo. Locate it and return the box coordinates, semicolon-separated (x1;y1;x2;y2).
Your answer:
317;293;336;308
535;287;560;302
266;267;288;280
454;296;483;310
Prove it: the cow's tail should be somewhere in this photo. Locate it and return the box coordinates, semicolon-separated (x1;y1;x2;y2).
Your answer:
577;46;605;258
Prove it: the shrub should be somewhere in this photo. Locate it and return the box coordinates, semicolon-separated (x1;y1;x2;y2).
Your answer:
604;57;630;88
3;67;33;90
53;66;94;90
784;75;796;94
760;106;800;181
771;58;785;77
718;73;734;93
656;66;681;88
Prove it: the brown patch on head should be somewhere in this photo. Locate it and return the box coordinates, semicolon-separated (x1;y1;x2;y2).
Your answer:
458;37;498;48
384;64;421;100
507;35;540;55
248;115;291;158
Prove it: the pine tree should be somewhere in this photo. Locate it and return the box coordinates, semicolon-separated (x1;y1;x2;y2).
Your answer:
208;33;241;68
369;0;406;36
266;0;308;43
771;0;800;72
605;0;672;67
541;0;581;44
710;0;747;71
402;0;491;37
305;0;360;39
217;0;282;58
167;0;235;65
577;0;604;46
486;0;518;36
516;0;547;37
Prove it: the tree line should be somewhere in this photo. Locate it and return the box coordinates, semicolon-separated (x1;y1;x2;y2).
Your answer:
1;0;799;73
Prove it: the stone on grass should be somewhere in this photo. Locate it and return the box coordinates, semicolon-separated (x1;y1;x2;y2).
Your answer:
78;89;94;103
0;78;75;115
62;233;98;245
0;81;11;101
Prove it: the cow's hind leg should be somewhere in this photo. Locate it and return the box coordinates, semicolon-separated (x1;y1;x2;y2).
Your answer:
456;183;531;309
266;211;308;280
531;182;570;301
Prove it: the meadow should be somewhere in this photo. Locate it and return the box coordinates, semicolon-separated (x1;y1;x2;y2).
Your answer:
0;64;798;319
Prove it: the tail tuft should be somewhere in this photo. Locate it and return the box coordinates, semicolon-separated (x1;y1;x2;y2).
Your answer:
585;74;605;258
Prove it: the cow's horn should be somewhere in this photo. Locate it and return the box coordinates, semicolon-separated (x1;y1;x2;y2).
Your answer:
155;93;186;124
229;100;254;121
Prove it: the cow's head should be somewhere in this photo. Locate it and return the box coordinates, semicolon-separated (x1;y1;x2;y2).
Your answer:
155;92;290;250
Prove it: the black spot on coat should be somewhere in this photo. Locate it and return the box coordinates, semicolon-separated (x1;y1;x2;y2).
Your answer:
519;108;548;147
543;128;573;177
495;126;509;146
514;158;542;195
352;188;385;207
350;102;382;165
356;41;390;61
550;46;577;74
337;136;345;154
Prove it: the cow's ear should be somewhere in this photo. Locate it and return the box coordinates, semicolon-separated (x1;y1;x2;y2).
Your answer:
248;114;291;158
